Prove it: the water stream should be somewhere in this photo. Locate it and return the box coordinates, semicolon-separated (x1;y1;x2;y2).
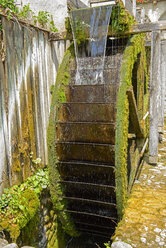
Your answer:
70;5;113;85
68;4;115;248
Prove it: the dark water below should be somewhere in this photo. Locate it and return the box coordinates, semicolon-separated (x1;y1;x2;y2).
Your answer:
67;233;111;248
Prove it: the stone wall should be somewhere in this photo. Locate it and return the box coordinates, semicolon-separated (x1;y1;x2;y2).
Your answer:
0;16;69;194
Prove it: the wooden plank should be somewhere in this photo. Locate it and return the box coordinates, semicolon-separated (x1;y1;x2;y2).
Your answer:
90;0;114;3
158;43;166;133
67;0;88;9
48;21;166;41
127;87;144;138
137;0;166;3
124;0;133;17
130;21;166;33
132;0;136;18
107;21;166;36
0;13;50;33
149;31;161;164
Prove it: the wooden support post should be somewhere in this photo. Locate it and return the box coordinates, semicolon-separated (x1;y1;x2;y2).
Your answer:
159;41;166;132
149;31;161;164
127;87;144;138
132;0;136;19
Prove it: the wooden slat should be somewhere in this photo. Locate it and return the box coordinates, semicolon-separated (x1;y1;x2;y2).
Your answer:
149;31;161;164
65;209;117;221
63;196;117;207
90;0;113;2
158;43;166;132
67;0;88;10
127;87;144;138
137;0;166;3
108;21;166;36
48;21;166;41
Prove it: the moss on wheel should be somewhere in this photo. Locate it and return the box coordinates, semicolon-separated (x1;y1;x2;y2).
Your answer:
115;34;148;219
47;44;79;238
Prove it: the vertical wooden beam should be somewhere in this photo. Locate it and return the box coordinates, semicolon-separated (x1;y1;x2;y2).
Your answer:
159;41;166;132
149;31;161;164
132;0;136;19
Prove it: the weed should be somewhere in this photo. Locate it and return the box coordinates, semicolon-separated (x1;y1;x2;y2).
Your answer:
49;15;58;32
18;3;33;19
0;1;58;32
0;0;18;13
33;11;49;26
104;241;111;248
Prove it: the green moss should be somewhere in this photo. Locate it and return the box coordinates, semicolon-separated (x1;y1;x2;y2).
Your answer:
0;189;39;242
65;17;72;38
20;212;39;246
47;220;69;248
12;157;21;172
0;168;48;242
115;34;148;219
47;45;78;238
110;1;135;34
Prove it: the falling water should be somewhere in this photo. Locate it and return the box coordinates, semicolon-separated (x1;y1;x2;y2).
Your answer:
70;5;113;85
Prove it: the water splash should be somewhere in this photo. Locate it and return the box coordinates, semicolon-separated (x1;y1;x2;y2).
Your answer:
70;6;113;85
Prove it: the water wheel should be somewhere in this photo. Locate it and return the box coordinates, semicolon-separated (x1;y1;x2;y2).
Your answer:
47;34;150;239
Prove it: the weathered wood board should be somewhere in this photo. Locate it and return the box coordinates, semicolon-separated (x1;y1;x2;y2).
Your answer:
149;31;161;164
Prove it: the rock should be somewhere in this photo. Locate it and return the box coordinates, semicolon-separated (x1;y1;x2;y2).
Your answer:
111;241;133;248
0;238;8;248
21;246;35;248
3;244;18;248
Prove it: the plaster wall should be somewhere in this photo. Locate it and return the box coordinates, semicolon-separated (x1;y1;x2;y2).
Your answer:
82;0;90;6
15;0;68;31
139;2;166;22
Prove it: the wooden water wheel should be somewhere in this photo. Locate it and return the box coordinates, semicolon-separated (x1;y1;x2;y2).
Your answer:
47;34;150;238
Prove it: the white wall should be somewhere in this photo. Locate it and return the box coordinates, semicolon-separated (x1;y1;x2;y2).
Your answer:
139;2;166;22
16;0;68;31
82;0;90;6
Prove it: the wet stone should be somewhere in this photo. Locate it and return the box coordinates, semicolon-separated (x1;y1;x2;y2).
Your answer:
3;244;18;248
0;239;8;248
111;241;133;248
21;247;35;248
